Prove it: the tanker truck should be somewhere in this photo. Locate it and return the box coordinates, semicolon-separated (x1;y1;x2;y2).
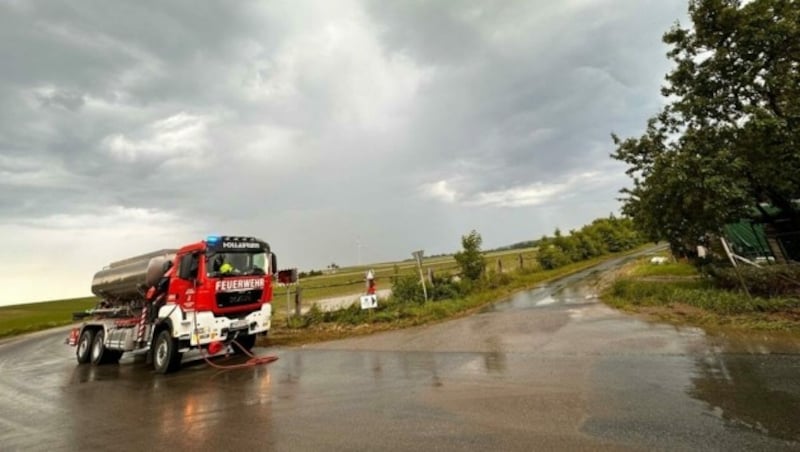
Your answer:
66;235;282;374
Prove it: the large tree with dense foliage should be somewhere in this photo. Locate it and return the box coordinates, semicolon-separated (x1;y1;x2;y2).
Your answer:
612;0;800;253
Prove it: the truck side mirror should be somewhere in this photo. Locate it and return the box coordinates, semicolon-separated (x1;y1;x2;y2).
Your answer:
271;253;278;276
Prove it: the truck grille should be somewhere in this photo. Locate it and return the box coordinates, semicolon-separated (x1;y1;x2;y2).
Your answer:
216;290;263;308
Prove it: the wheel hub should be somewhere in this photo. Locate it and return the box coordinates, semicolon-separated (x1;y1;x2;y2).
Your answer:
156;341;167;366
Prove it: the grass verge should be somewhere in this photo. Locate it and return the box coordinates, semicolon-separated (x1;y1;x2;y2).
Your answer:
603;259;800;332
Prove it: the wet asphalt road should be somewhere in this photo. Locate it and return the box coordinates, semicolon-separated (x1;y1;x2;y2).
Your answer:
2;253;800;451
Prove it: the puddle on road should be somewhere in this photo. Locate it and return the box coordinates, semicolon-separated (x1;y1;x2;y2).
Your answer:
481;252;648;314
690;341;800;442
484;277;602;312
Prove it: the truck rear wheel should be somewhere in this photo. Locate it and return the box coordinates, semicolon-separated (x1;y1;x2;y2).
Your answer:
153;329;181;374
76;328;94;364
90;329;122;365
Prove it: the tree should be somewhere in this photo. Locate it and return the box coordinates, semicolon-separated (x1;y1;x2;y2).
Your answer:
612;0;800;254
454;230;486;281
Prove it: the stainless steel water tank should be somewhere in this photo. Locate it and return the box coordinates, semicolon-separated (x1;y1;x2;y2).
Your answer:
91;249;177;301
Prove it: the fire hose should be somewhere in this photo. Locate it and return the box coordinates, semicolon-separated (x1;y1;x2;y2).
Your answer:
200;338;278;370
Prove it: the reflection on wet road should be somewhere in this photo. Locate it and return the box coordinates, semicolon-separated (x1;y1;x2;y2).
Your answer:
1;252;799;451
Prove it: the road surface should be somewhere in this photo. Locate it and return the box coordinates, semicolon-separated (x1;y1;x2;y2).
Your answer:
1;252;799;451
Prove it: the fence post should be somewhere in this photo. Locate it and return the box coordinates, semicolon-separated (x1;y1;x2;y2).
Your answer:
285;286;291;325
294;287;303;316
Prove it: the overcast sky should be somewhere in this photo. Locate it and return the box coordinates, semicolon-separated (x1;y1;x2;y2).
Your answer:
0;0;687;305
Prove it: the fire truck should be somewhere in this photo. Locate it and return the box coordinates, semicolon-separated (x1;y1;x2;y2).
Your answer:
67;236;279;373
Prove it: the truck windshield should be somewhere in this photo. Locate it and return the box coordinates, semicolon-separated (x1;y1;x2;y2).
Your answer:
207;252;267;277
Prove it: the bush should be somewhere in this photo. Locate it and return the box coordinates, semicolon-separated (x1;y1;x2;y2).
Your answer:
482;270;513;289
391;275;426;304
429;280;460;300
329;303;368;325
454;230;486;281
609;278;800;314
708;264;800;298
537;245;572;270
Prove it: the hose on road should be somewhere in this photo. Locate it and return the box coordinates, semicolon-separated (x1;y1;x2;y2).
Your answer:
200;339;278;370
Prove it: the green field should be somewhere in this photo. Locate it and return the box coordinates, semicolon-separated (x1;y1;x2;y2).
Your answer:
0;297;97;339
2;248;537;339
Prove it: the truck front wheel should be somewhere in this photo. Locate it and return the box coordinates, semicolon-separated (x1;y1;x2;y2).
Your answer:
76;329;94;364
153;329;182;374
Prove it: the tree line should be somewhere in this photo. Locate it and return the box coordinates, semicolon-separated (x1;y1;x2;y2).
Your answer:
536;216;644;270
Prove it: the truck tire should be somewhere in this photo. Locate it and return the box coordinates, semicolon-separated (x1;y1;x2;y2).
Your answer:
153;329;181;374
76;328;95;364
233;334;256;354
90;329;122;365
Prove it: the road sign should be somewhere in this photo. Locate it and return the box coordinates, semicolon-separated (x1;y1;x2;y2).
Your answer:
411;250;428;302
360;294;378;310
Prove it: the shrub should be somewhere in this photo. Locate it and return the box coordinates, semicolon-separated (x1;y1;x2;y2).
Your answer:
454;230;486;281
391;274;426;304
708;264;800;297
305;303;324;325
483;270;513;289
537;245;572;270
429;280;460;300
609;278;800;314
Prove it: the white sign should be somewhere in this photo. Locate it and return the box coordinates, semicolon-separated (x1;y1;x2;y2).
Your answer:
360;294;378;310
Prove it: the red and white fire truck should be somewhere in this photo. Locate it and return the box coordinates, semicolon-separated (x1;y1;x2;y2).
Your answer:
67;235;280;373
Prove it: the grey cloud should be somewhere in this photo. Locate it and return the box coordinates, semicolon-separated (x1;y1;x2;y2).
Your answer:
36;89;85;111
1;0;686;283
366;0;490;65
367;0;685;197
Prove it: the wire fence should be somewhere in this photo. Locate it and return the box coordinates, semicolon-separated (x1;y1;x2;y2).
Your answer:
273;251;540;299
